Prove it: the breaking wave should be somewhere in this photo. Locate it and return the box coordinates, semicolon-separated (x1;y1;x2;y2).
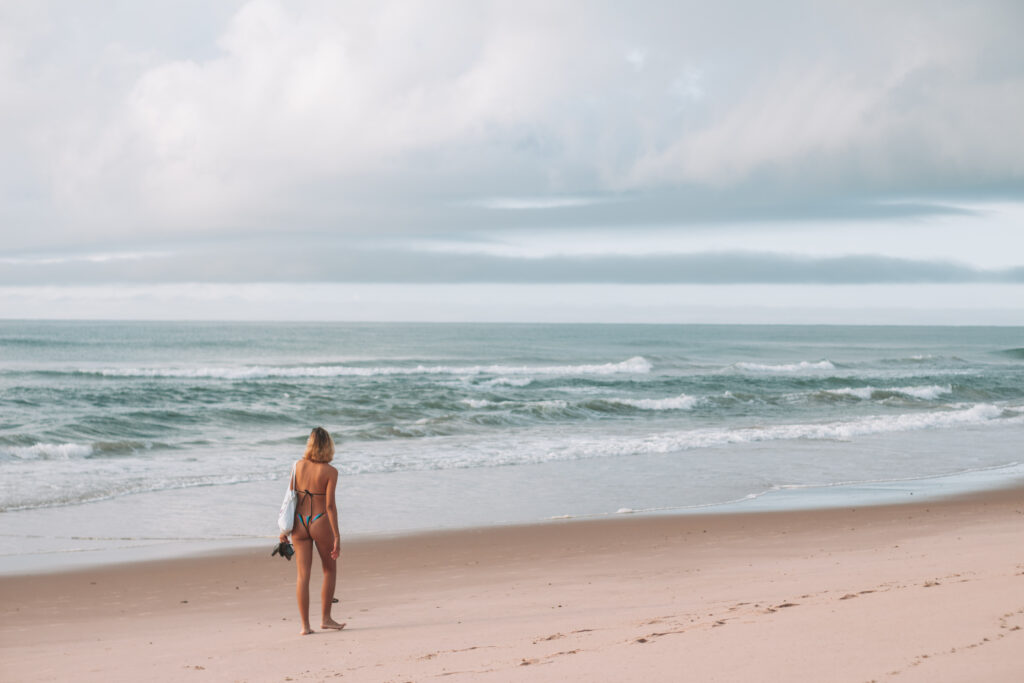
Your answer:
2;442;94;460
545;403;1014;461
600;394;701;411
819;385;952;401
733;360;836;373
0;440;158;461
77;356;653;380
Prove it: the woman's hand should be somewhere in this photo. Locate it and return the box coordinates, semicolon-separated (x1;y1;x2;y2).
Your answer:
279;532;289;544
331;537;340;560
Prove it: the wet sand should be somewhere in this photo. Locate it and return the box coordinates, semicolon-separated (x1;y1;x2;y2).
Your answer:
3;486;1024;682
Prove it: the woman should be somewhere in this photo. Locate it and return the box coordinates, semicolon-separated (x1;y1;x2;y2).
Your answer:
279;426;345;635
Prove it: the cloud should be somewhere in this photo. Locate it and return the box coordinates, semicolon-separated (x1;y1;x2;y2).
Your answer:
3;241;1022;285
457;195;618;210
0;250;170;266
2;282;1022;324
2;0;1023;249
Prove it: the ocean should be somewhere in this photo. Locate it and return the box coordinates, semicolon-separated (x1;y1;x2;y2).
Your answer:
2;321;1023;571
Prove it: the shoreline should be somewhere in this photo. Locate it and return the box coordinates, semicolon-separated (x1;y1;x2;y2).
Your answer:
7;475;1024;579
4;459;1024;578
3;483;1024;681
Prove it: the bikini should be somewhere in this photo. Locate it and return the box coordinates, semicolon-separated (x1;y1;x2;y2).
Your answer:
296;488;326;532
292;462;327;533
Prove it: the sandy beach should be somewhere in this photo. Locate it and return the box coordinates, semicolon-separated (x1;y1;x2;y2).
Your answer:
4;0;1024;678
3;486;1024;683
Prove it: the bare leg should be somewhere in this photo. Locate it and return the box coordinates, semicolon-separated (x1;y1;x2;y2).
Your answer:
292;536;314;635
311;523;345;630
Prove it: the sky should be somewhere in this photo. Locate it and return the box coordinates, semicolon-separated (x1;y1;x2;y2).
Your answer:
1;0;1023;323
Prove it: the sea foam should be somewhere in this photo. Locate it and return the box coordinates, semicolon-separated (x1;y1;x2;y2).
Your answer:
3;442;94;460
460;398;570;410
603;394;701;411
544;403;1011;461
335;403;1019;475
87;356;653;380
822;385;952;401
481;377;534;387
733;360;836;373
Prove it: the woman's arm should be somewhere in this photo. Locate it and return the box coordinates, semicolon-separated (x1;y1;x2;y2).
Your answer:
325;466;341;559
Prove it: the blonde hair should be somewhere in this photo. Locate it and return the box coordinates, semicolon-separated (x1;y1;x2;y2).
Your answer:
304;426;335;463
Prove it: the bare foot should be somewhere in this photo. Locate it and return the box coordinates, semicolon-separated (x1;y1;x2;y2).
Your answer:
300;626;314;635
321;618;346;630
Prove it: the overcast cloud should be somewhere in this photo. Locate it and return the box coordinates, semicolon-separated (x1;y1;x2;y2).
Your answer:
3;244;1024;286
1;1;1023;321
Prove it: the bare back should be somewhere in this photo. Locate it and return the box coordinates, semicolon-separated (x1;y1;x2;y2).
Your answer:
291;459;338;542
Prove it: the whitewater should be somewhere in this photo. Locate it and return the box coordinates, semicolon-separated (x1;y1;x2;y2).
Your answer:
1;321;1022;566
